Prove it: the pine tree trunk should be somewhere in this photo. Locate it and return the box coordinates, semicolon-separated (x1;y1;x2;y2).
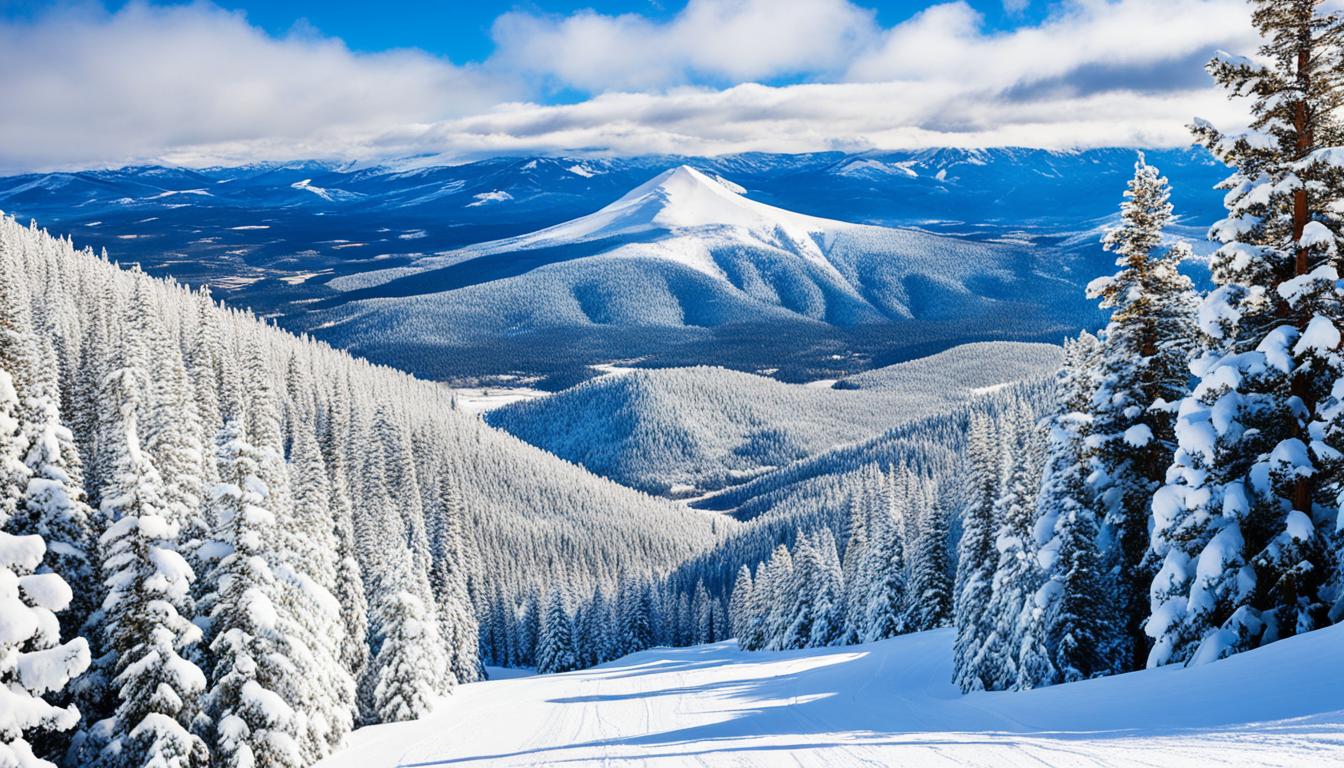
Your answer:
1291;38;1314;519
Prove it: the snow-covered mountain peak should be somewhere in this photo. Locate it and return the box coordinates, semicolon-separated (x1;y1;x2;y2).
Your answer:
520;165;847;248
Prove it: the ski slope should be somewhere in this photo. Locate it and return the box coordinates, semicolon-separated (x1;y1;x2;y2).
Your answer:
319;625;1344;767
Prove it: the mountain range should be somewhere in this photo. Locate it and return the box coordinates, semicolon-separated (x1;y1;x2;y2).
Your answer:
0;148;1225;383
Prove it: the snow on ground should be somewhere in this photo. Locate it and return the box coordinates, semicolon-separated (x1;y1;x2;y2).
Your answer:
449;386;549;415
319;626;1344;767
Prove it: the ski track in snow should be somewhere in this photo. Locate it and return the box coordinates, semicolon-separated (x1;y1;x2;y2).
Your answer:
320;626;1344;767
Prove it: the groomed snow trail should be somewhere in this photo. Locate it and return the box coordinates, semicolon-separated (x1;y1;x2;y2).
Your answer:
320;626;1344;767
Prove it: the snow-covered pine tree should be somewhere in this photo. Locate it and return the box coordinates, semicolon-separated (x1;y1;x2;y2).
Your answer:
318;394;369;723
783;534;821;649
369;587;437;723
284;418;354;758
518;588;542;667
537;588;578;674
728;564;754;642
839;494;869;644
1029;332;1111;688
741;563;769;651
762;544;795;650
427;475;482;686
1086;155;1198;672
1151;0;1344;667
141;308;208;587
203;416;303;768
1044;505;1109;685
578;584;612;667
619;578;655;655
980;408;1049;691
808;529;845;647
953;411;1002;692
0;328;90;768
862;494;908;642
235;347;335;763
77;343;209;767
1;264;99;651
692;580;716;644
907;495;953;632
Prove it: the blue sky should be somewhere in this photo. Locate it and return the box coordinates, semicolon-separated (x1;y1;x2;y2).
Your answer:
0;0;1255;171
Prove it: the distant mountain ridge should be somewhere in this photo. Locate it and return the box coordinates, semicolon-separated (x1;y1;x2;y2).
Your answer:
0;148;1224;382
302;166;1094;382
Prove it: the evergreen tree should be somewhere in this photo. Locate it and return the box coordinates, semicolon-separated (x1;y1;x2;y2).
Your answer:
578;585;612;667
537;588;578;674
370;589;437;723
286;420;354;756
839;494;869;644
518;588;542;667
203;417;303;768
981;411;1049;691
692;580;715;644
762;545;795;650
14;334;98;645
1152;0;1344;666
783;535;821;649
1044;506;1110;684
320;397;369;724
0;349;91;768
78;356;209;767
1086;155;1198;672
740;563;769;651
427;476;481;687
862;503;908;642
953;412;1002;692
907;497;953;632
1029;333;1112;688
728;564;754;642
808;529;845;647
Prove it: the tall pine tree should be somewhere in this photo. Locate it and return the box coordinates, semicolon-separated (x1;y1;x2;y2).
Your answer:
1151;0;1344;667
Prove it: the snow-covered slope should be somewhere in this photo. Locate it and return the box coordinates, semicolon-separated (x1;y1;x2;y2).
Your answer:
318;625;1344;768
487;341;1061;497
305;168;1093;382
834;340;1064;392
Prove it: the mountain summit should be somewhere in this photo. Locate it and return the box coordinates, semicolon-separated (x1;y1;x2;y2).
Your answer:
529;165;834;238
491;165;847;283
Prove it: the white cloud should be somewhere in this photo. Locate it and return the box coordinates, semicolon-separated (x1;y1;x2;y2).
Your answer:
489;0;878;91
0;0;1267;172
847;0;1252;90
361;81;1246;161
0;2;514;172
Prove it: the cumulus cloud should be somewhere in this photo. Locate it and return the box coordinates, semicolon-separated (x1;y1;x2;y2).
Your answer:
0;0;1268;172
0;2;514;171
847;0;1252;90
489;0;878;91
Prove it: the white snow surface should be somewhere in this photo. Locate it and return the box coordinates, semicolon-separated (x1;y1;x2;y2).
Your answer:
319;626;1344;768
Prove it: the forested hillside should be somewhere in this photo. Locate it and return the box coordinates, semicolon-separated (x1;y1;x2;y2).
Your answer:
487;342;1061;497
0;215;721;766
